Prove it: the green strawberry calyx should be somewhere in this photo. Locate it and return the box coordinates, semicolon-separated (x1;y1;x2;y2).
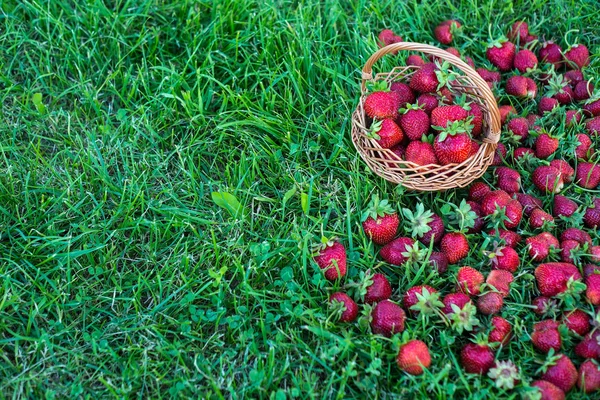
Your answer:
402;203;434;238
434;118;474;142
366;80;389;93
409;287;444;316
366;120;383;140
361;194;396;222
488;35;509;49
311;236;338;253
399;103;425;114
401;242;427;262
534;349;561;375
453;93;472;111
434;61;460;91
488;360;520;390
544;74;569;97
448;302;480;334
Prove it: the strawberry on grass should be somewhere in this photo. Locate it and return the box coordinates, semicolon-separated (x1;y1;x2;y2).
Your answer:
531;320;562;353
488;316;512;345
530;380;566;400
361;195;399;245
402;203;445;246
532;165;564;193
456;266;484;295
562;309;591;336
329;292;359;322
577;359;600;393
380;237;416;266
441;232;469;264
584;198;600;228
313;237;347;281
486;37;515;71
534;262;583;297
477;292;504;315
397;340;431;375
370;300;406;337
538;352;578;393
460;336;496;374
362;272;393;304
486;270;514;297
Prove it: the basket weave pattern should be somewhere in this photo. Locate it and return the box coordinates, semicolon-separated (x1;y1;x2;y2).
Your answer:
351;42;502;191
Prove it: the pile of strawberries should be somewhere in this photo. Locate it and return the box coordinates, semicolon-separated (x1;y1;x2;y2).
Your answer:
314;19;600;398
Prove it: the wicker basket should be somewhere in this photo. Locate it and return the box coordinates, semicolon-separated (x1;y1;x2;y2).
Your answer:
351;42;501;191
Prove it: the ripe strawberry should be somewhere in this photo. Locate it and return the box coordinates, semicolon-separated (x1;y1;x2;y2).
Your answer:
489;316;512;345
486;270;514;297
515;193;542;216
399;106;429;141
550;161;574;181
430;105;468;128
363;273;393;304
506;75;537;98
587;116;600;136
481;189;511;216
434;23;454;45
574;80;594;101
456;266;484;295
575;133;593;160
564;70;584;86
477;68;501;85
531;380;566;400
433;124;473;165
535;133;559;159
532;165;564;193
367;119;404;149
397;340;431;375
371;300;406;337
532;320;562;353
535;262;582;296
389;144;406;160
504;200;523;229
390;82;416;108
416;93;438;115
575;331;600;359
560;228;592;246
313;239;347;280
527;233;560;262
539;41;563;66
466;102;483;137
576;163;600;189
583;99;600;117
364;91;402;119
507;117;529;141
564;44;590;69
493;142;507;165
565;110;582;126
488;229;521;248
405;141;438;166
499;105;516;125
584;198;600;228
591;246;600;263
403;285;439;314
487;38;516;71
410;63;439;93
477;292;504;315
577;359;600;393
469;182;492;202
538;97;560;115
546;75;574;105
380;237;415;265
442;292;471;314
530;208;554;229
532;296;557;315
361;195;399;245
403;203;445;246
329;292;359;322
495;167;521;193
507;21;529;43
378;29;403;48
465;56;476;68
429;251;449;273
441;232;469;264
563;309;591;336
514;49;538;73
527;113;541;127
407;54;426;67
489;246;520;273
560;240;580;263
467;201;484;234
541;354;578;393
515;146;537;159
586;274;600;305
460;342;495;374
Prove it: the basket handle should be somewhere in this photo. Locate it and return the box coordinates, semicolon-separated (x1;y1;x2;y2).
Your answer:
361;42;501;144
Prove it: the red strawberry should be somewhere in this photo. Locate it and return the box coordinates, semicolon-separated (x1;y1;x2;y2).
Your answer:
563;309;591;336
467;102;483;137
527;113;541;127
584;198;600;228
429;251;449;273
378;29;403;48
488;229;521;248
410;63;439;93
433;125;473;165
541;354;578;393
531;380;565;400
430;105;468;128
574;80;594;101
364;273;393;304
416;93;438;115
442;292;471;314
361;195;399;245
499;105;517;125
390;82;416;108
546;75;574;105
314;239;347;280
577;359;600;393
535;133;559;159
587;116;600;136
507;21;529;43
560;239;580;263
504;199;523;229
532;296;556;315
539;41;563;66
460;342;495;374
586;274;600;305
495;167;521;193
477;68;501;84
535;262;582;296
469;182;492;202
407;54;426;67
486;270;514;297
441;232;469;264
405;141;438;166
576;163;600;189
591;246;600;263
564;44;590;69
530;209;554;229
487;39;516;71
367;118;404;149
507;117;529;141
564;70;584;86
380;237;415;266
514;49;538;73
539;97;560;114
481;189;511;216
515;193;543;216
575;331;600;359
553;195;577;218
465;56;476;68
506;75;537;98
329;292;359;322
364;91;402;119
584;99;600;117
389;144;406;160
560;228;592;246
493;142;507;165
397;340;431;375
403;204;445;246
467;201;484;234
532;165;564;193
477;292;504;315
434;23;454;45
370;300;406;337
565;110;582;126
403;285;439;314
489;316;512;345
532;320;562;353
575;133;593;160
456;266;484;295
527;232;560;262
489;246;520;273
399;105;430;140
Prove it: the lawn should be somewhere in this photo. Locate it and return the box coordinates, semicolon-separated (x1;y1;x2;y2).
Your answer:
1;0;600;398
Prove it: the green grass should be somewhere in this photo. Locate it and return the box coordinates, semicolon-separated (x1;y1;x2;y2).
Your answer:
1;0;600;398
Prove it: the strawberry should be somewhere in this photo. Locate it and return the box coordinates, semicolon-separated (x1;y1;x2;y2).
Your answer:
532;320;562;353
499;105;517;125
538;97;560;114
469;182;492;202
487;38;516;71
532;296;557;315
574;80;594;101
505;200;523;230
378;29;403;48
489;316;512;345
584;264;600;278
407;54;426;67
361;195;399;245
564;44;590;69
364;273;393;304
434;23;455;45
532;165;564;193
380;237;415;266
575;331;600;359
540;354;578;393
465;56;476;68
560;228;592;246
481;189;511;216
467;201;484;234
530;209;555;229
403;203;445;246
429;251;449;273
507;21;529;43
488;229;521;248
507;117;529;141
565;110;582;126
410;63;439;93
535;133;559;159
399;104;430;140
527;113;541;127
591;246;600;263
515;193;543;216
329;292;359;322
576;163;600;189
456;266;484;295
583;99;600;117
313;239;347;280
587;116;600;136
546;75;574;105
564;70;584;86
486;270;514;297
442;292;472;314
364;91;402;119
563;309;591;336
403;285;441;315
441;232;469;264
493;142;507;165
397;340;431;375
489;246;520;273
527;232;559;262
514;146;536;160
367;119;404;149
495;167;521;193
430;105;468;128
514;49;538;73
390;82;416;108
370;300;406;337
560;240;579;263
488;360;520;390
577;359;600;393
405;141;438;166
416;93;439;115
477;292;504;315
506;75;537;99
477;68;501;85
549;160;574;183
531;380;566;400
584;198;600;228
460;342;495;374
586;274;600;305
539;41;564;67
433;122;473;165
389;144;406;160
467;102;483;137
575;133;593;160
535;262;582;296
